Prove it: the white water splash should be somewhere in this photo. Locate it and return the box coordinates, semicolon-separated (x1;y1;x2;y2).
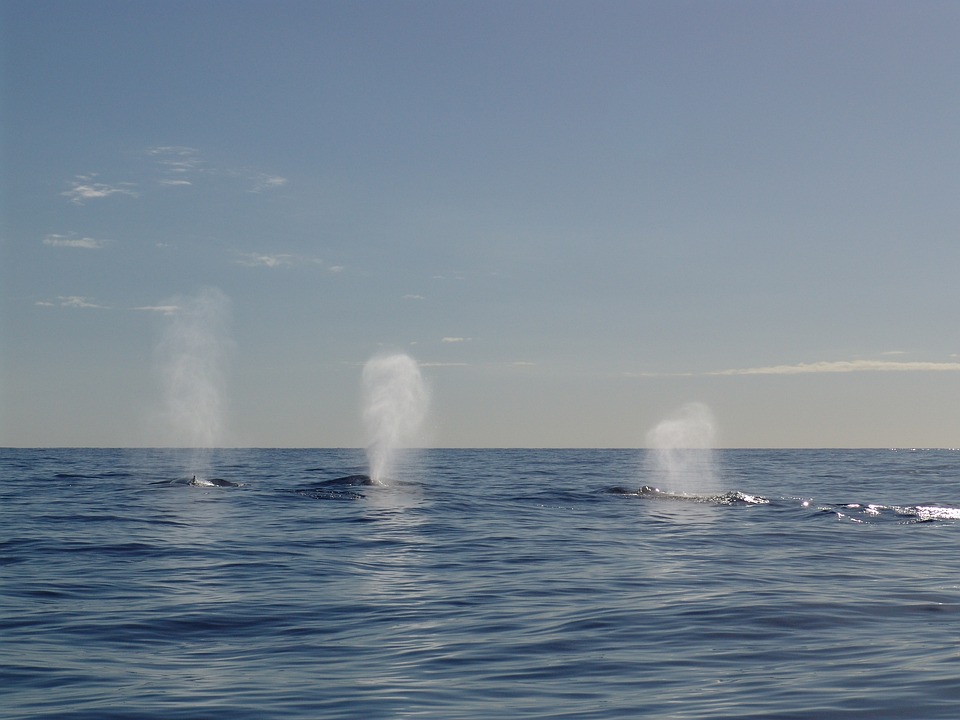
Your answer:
155;287;233;460
361;353;429;484
645;402;718;495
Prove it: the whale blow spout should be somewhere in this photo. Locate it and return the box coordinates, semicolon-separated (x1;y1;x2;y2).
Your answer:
645;402;718;495
361;353;429;484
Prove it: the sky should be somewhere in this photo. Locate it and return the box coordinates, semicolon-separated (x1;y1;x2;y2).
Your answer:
2;0;959;448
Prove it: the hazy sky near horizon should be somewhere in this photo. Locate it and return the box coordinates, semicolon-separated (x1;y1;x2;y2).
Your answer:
2;0;959;448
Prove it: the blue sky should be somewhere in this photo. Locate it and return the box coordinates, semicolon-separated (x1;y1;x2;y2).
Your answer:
2;0;958;448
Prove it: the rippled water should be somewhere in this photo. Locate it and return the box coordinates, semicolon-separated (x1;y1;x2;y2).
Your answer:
2;448;959;719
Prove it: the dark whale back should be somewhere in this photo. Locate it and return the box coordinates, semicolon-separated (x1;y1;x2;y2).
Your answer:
317;474;377;487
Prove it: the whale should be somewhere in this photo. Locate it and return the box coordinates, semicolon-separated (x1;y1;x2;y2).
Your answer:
609;485;768;505
151;476;240;487
289;474;377;501
189;475;240;487
316;474;379;487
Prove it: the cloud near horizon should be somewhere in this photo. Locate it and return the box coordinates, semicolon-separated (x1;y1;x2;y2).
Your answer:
707;360;960;375
631;359;960;378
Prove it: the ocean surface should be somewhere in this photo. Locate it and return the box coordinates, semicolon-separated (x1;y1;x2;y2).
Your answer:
2;448;959;719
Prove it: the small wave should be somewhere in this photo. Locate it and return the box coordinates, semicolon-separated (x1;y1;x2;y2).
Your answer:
908;505;960;522
292;487;366;501
820;502;960;523
615;487;959;523
51;470;134;480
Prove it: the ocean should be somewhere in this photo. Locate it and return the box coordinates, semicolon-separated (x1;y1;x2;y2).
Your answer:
2;448;959;719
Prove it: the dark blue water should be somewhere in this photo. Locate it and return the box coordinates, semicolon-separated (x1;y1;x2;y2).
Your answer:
2;448;959;719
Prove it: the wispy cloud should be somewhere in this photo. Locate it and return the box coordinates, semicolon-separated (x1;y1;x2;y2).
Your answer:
403;294;426;301
224;165;289;193
148;145;201;168
37;296;110;309
147;145;204;187
42;233;107;249
248;173;288;192
70;148;287;200
233;251;338;271
133;305;181;316
148;146;203;186
235;252;298;268
442;337;471;343
60;296;109;309
62;175;137;205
